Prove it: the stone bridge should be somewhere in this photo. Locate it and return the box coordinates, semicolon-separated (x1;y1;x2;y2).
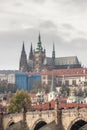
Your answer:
2;108;87;130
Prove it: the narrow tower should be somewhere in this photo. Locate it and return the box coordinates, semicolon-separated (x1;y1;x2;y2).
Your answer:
33;33;45;72
52;43;55;68
29;43;33;60
19;42;28;72
36;33;43;52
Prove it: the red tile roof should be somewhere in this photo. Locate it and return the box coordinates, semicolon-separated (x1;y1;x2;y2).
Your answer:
41;68;87;77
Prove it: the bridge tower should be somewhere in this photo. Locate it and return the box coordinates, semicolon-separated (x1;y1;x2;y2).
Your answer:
55;98;65;130
0;113;4;130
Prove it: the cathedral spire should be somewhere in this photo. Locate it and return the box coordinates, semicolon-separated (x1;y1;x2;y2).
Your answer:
36;33;43;52
22;41;25;53
52;43;55;65
38;32;41;42
29;42;33;60
52;43;55;58
19;41;28;72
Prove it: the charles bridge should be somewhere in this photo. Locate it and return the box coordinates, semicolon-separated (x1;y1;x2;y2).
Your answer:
1;108;87;130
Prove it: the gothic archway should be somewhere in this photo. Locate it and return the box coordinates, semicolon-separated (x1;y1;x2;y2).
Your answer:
68;118;87;130
6;120;15;130
34;121;47;130
32;119;47;130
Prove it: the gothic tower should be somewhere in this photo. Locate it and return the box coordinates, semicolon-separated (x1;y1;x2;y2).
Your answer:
29;43;33;60
52;43;55;65
19;42;28;72
33;33;45;72
28;43;34;72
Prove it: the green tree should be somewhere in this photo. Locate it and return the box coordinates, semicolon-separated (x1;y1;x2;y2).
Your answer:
60;85;70;97
7;90;31;113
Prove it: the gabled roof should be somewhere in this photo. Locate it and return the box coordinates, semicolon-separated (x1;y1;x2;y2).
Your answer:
55;56;79;65
44;56;80;66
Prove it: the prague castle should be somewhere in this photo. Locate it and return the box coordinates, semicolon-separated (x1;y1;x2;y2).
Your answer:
19;34;81;72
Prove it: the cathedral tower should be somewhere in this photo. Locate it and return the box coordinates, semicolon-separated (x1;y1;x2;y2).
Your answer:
52;43;55;65
29;43;33;60
19;42;28;72
33;33;46;72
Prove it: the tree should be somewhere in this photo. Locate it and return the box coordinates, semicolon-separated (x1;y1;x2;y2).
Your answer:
60;85;70;97
7;90;31;113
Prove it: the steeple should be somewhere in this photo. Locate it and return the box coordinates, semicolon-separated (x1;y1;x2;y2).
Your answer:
19;42;28;72
36;33;43;52
52;43;55;66
52;43;55;59
38;32;41;43
22;41;25;53
29;43;33;60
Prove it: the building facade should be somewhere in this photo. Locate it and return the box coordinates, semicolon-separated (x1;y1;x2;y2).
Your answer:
41;68;87;87
19;34;81;72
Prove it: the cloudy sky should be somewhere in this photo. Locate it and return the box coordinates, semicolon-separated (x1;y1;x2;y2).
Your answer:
0;0;87;69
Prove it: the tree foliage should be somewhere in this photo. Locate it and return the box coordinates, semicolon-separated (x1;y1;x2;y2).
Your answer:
7;90;31;113
60;85;70;97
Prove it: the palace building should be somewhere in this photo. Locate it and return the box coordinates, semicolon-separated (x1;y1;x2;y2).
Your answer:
19;34;81;72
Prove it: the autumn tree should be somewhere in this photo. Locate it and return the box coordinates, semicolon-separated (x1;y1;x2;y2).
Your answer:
7;90;31;113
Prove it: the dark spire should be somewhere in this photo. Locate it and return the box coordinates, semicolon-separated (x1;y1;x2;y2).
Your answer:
38;32;41;42
19;42;28;72
52;43;55;66
52;43;55;59
36;33;43;52
22;41;25;53
29;43;33;60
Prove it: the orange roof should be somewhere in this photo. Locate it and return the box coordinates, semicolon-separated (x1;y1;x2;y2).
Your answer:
41;68;87;77
29;93;36;98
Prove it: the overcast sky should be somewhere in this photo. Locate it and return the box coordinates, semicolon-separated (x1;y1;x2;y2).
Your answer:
0;0;87;70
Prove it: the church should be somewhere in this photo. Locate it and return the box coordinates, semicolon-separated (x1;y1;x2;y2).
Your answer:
19;34;82;72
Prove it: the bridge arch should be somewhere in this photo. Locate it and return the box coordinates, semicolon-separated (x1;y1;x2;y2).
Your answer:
32;118;47;130
67;117;87;130
6;120;15;130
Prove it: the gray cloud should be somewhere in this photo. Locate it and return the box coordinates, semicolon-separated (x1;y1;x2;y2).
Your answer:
0;0;87;69
39;20;57;30
32;0;46;4
62;24;75;30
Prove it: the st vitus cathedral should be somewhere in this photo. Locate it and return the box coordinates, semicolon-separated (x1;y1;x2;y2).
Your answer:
19;33;81;72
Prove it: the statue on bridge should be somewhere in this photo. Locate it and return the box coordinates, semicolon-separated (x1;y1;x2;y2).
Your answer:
38;98;65;130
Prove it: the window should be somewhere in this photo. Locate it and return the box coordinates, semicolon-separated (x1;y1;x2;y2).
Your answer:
72;80;76;86
58;81;62;86
65;80;69;86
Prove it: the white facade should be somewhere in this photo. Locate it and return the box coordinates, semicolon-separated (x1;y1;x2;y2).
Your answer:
48;91;57;102
7;74;15;84
0;74;8;81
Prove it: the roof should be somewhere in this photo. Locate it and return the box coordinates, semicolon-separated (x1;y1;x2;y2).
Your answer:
41;68;87;77
29;93;36;98
44;56;80;66
55;56;79;65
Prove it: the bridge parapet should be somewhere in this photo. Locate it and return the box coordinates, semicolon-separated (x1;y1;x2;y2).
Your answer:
3;113;23;130
2;108;87;130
